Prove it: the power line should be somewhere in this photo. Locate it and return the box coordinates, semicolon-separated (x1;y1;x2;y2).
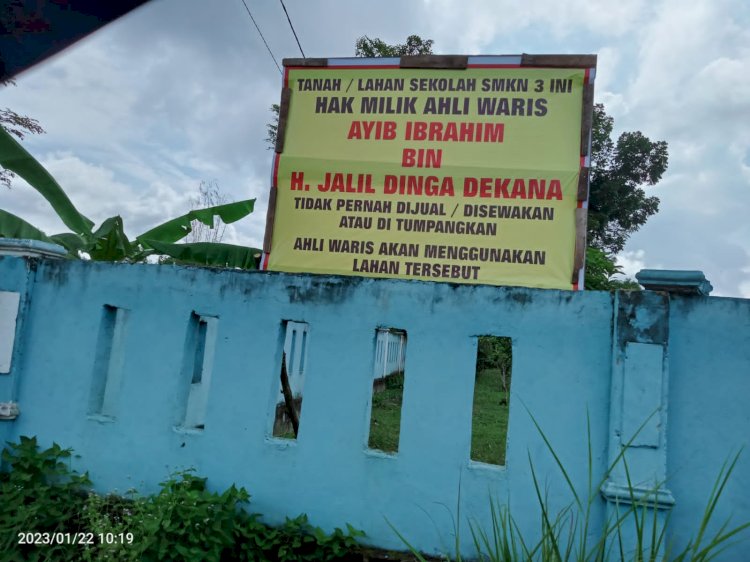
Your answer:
278;0;305;58
239;0;282;74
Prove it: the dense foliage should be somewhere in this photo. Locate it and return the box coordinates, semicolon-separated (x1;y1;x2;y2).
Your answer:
476;336;512;378
0;437;364;562
588;104;668;255
583;247;641;291
0;436;91;561
354;35;434;58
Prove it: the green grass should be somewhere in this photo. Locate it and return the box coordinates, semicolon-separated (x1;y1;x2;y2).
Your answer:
470;368;510;465
367;370;510;464
368;373;404;452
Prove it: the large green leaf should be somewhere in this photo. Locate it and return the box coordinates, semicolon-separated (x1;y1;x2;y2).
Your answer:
137;199;256;246
49;232;87;253
0;209;53;243
88;216;133;262
0;127;94;236
143;240;260;269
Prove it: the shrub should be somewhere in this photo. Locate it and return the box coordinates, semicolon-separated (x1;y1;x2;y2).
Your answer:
0;437;364;562
0;436;91;561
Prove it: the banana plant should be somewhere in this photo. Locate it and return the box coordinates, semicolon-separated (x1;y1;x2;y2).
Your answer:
0;127;260;268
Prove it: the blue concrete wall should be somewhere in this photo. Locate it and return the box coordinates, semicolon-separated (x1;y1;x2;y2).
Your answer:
0;254;748;559
665;296;750;553
0;256;35;446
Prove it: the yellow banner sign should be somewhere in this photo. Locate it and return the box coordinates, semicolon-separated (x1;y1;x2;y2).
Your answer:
266;62;590;290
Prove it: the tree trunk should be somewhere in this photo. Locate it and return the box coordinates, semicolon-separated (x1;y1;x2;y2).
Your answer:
279;351;299;437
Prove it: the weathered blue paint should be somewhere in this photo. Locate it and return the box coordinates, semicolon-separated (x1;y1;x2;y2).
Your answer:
602;290;674;558
0;254;748;559
664;295;750;557
622;342;664;448
0;256;38;445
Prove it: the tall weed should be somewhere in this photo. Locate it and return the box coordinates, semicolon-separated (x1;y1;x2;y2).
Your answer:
391;413;749;561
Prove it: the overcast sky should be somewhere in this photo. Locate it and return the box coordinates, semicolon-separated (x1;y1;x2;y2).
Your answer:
1;0;748;297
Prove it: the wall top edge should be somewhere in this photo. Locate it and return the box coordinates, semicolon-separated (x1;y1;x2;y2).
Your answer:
0;238;67;259
635;269;713;296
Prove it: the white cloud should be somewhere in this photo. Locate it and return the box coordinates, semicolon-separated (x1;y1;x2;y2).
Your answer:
1;152;195;239
616;250;649;279
597;0;750;297
625;0;750;140
422;0;650;52
740;263;750;298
